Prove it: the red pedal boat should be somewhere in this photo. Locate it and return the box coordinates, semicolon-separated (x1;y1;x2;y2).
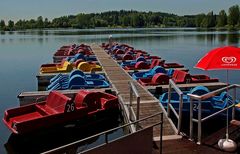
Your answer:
3;90;119;134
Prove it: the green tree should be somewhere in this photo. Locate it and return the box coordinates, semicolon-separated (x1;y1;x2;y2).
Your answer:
131;14;144;27
37;16;44;28
15;20;24;29
217;10;227;27
8;20;14;30
121;16;131;27
0;20;6;30
162;17;169;26
200;11;216;28
44;18;49;28
195;14;205;27
74;13;91;28
228;5;240;26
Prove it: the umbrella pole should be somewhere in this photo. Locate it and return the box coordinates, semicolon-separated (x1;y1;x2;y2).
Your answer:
218;70;236;152
226;70;229;140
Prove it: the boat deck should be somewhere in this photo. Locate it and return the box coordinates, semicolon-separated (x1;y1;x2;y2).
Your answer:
91;44;176;137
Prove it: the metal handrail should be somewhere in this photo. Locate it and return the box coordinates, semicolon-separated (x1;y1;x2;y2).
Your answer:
167;79;184;134
129;81;141;124
41;112;163;154
188;84;240;144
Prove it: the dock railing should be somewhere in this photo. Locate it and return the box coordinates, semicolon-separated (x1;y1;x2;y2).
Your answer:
187;84;240;144
41;112;164;154
167;79;184;134
128;81;140;124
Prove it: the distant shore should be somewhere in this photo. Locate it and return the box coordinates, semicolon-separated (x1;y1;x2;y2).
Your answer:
1;5;240;31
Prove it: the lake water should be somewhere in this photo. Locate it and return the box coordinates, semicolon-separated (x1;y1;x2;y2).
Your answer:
0;28;240;153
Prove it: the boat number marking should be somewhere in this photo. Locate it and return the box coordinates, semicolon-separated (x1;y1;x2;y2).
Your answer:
66;102;75;113
193;104;199;111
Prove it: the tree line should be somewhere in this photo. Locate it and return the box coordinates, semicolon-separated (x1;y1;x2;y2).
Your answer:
0;5;240;31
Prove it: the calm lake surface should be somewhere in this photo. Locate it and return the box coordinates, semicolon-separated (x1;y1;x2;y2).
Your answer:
0;28;240;153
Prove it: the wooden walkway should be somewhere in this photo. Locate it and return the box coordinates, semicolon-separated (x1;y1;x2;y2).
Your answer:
91;44;177;137
153;124;240;153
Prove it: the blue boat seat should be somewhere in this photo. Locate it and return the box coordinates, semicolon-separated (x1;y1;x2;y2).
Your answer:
212;92;234;109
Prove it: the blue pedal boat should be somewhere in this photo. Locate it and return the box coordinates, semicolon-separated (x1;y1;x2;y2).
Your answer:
159;86;237;116
120;56;148;67
132;66;174;80
47;70;108;90
66;53;97;63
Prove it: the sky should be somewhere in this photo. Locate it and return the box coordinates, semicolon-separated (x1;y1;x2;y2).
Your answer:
0;0;239;21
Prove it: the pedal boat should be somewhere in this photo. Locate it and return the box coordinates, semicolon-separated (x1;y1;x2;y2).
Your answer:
3;90;119;134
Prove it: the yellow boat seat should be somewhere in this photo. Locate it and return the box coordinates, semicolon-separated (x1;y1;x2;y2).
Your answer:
40;61;73;73
77;62;102;72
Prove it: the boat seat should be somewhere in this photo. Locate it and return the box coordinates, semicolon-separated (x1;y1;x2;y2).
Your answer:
74;90;101;110
100;94;118;109
68;75;86;88
45;91;71;113
150;59;164;69
151;73;169;85
36;104;57;115
77;62;91;71
122;54;133;60
115;49;125;54
136;56;146;62
90;65;102;72
135;61;149;69
172;70;191;83
69;70;85;78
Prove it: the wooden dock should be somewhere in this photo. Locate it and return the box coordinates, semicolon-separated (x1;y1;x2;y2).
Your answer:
153;124;240;153
91;44;177;138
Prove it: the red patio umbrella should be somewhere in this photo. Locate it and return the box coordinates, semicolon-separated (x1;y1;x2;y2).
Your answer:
196;46;240;70
195;46;240;152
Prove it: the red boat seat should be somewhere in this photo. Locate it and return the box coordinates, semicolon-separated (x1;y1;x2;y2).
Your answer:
172;70;191;84
150;59;165;69
135;61;149;69
74;90;101;110
100;94;118;109
152;73;169;85
46;91;71;113
115;49;125;55
122;54;133;60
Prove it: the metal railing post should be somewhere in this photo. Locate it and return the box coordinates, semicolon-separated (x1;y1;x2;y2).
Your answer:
137;96;140;121
197;100;202;145
160;113;163;154
105;133;108;144
129;84;133;121
189;98;193;140
167;83;172;117
178;93;183;134
232;87;236;119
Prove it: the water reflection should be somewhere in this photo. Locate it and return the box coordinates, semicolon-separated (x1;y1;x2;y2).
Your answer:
228;33;239;45
1;31;6;35
1;29;240;46
5;112;123;154
218;34;227;43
